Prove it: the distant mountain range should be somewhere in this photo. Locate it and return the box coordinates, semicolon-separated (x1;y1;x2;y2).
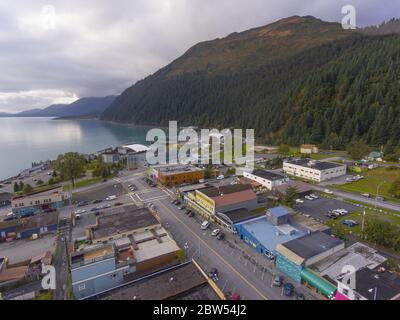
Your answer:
100;15;400;151
1;96;116;118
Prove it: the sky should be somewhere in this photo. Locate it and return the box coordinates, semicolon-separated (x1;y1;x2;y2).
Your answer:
0;0;398;113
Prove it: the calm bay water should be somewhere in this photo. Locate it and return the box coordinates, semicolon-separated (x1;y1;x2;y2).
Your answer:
0;117;151;180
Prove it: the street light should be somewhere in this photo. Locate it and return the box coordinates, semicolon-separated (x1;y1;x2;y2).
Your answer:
375;181;386;209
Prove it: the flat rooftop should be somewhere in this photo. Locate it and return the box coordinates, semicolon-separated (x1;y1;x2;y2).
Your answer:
154;164;203;176
0;211;59;231
99;262;220;300
285;158;344;171
251;170;286;181
92;206;159;240
71;244;115;268
134;235;180;263
216;208;264;225
238;216;305;253
274;181;312;194
200;184;252;198
282;232;344;260
313;242;387;282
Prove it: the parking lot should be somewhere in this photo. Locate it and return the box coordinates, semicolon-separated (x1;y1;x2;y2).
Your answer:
72;183;126;203
294;197;358;222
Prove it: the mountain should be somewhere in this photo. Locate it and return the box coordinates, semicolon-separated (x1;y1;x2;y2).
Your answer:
103;15;400;150
361;18;400;35
2;96;116;118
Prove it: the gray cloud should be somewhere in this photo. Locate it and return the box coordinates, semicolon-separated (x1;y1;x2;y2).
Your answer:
0;0;398;112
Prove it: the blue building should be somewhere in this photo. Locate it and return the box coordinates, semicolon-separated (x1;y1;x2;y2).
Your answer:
71;243;136;300
235;212;305;258
0;211;59;240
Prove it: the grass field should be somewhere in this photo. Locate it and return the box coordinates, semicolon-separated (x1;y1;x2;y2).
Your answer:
310;151;347;160
62;176;104;191
331;167;400;203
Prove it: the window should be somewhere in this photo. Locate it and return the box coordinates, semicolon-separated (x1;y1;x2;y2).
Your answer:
343;288;349;295
78;283;86;291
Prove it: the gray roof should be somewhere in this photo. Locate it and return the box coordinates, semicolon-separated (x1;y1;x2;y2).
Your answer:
252;170;286;181
200;184;252;198
216;208;264;225
285;158;344;171
0;192;12;202
282;232;344;260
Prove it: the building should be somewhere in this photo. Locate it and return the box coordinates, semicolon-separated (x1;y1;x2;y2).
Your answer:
102;152;120;164
186;184;258;221
283;158;347;182
313;242;387;284
215;208;264;232
367;151;383;162
71;243;136;299
235;211;305;258
276;232;344;298
337;268;400;300
273;181;312;198
89;206;161;244
11;190;68;216
151;164;205;187
0;192;12;207
0;211;59;240
300;144;319;155
243;170;289;190
99;261;222;300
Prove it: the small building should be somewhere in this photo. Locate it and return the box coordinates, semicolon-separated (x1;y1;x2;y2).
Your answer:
151;164;205;187
283;158;347;182
300;144;319;155
243;170;289;190
215;208;264;232
367;151;383;162
11;190;68;216
0;211;59;240
235;214;305;258
186;184;258;221
337;268;400;300
0;192;12;207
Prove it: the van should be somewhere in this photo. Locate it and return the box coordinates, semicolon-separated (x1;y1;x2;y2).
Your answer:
201;221;210;230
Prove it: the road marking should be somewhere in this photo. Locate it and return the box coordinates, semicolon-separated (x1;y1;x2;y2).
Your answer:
157;201;268;300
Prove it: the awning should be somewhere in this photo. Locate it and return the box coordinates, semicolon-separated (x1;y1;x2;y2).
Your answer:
301;268;337;298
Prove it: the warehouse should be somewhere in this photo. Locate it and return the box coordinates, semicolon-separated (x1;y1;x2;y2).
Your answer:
243;170;288;190
283;158;347;182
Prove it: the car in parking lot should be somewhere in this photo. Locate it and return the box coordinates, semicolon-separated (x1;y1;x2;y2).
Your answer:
310;194;319;199
114;202;123;207
92;199;103;204
273;275;283;287
178;205;185;210
74;209;86;214
326;213;338;220
296;199;304;204
343;220;358;227
283;283;294;297
211;229;220;236
77;201;88;207
201;221;210;230
324;189;334;195
184;209;191;215
304;195;314;201
106;195;117;201
296;293;305;300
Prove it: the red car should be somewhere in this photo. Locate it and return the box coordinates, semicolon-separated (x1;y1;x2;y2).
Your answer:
114;202;123;207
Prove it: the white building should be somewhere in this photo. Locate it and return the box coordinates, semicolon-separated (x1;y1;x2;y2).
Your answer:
283;159;347;182
243;170;289;190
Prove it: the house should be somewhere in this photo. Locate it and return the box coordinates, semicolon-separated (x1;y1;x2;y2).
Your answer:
283;158;347;182
243;170;289;190
151;164;205;187
185;184;258;221
11;190;69;216
300;144;319;155
367;151;383;162
0;211;59;240
0;192;12;207
336;268;400;300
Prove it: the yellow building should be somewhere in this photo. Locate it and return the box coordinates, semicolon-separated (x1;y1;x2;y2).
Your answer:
152;165;205;187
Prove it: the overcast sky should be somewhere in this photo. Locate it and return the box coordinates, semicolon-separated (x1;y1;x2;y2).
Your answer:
0;0;398;113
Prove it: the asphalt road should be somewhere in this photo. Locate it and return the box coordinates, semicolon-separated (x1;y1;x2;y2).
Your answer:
120;173;310;300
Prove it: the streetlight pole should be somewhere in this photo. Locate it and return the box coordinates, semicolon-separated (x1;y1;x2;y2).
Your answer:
375;181;386;209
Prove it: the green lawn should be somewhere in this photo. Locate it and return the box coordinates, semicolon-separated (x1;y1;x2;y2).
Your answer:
330;167;400;203
63;176;105;191
310;151;347;160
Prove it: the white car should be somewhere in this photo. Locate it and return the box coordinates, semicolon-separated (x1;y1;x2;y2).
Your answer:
106;195;117;201
216;175;225;180
305;196;314;201
211;229;220;236
201;221;210;230
324;189;334;195
310;194;319;199
296;199;304;204
74;209;86;214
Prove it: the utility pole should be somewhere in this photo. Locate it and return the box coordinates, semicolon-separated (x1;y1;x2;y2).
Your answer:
361;211;366;240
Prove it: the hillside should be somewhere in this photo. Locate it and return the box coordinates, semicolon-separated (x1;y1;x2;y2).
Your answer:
101;16;400;150
2;96;116;118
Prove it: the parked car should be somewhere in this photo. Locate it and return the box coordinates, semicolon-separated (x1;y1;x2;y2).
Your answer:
343;220;358;227
184;210;191;215
324;189;334;195
92;199;103;204
208;268;219;281
310;194;319;199
106;195;117;201
114;202;123;207
216;175;225;180
211;229;220;236
305;196;314;201
201;221;210;230
295;199;304;204
296;293;305;300
273;275;283;287
362;193;371;198
77;201;88;207
283;283;294;297
178;205;185;210
216;232;225;241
